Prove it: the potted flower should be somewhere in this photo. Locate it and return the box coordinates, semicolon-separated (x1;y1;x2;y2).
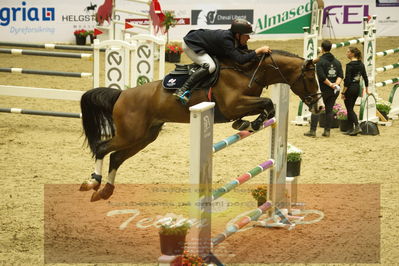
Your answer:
87;30;96;44
165;43;183;63
74;29;89;45
318;104;340;128
376;100;391;120
181;251;206;265
159;218;191;256
336;108;353;132
251;185;268;206
287;152;301;177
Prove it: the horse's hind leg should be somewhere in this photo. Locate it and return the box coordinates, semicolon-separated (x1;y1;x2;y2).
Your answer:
91;123;164;201
79;139;112;191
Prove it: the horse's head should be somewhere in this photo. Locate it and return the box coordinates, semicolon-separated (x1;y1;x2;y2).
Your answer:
289;59;322;114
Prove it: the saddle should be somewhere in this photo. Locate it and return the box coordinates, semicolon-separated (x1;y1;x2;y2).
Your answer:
162;58;220;91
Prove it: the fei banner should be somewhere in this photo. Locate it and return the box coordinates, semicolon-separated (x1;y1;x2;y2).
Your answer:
0;0;398;43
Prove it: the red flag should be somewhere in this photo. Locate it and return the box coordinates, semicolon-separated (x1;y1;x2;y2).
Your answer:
94;28;103;36
125;22;134;29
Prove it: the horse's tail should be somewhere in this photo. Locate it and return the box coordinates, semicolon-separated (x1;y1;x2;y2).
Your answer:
80;87;122;157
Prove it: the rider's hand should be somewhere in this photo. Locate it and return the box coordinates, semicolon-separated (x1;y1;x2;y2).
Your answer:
255;46;272;55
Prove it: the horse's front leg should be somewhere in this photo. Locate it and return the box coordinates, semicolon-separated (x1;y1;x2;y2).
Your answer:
230;96;275;131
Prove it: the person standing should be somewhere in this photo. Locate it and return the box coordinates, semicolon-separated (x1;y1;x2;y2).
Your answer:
304;40;343;137
341;46;369;136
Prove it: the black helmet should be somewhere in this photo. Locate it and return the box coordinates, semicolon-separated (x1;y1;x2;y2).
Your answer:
230;19;254;34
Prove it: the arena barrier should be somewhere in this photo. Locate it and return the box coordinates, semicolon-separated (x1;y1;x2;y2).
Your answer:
187;84;292;264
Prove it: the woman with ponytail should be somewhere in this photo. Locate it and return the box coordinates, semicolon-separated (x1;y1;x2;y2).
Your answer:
341;47;369;136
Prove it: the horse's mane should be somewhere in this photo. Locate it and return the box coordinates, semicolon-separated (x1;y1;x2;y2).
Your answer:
221;49;304;72
269;50;304;60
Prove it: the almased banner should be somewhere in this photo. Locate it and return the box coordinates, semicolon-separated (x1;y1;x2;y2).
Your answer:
0;0;398;43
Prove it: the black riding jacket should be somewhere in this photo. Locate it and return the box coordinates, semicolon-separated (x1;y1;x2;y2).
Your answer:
344;60;369;88
316;52;343;96
183;29;257;64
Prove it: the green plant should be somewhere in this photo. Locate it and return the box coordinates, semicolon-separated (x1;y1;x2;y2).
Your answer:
376;101;391;114
251;185;268;202
287;152;301;162
159;219;191;236
162;11;177;43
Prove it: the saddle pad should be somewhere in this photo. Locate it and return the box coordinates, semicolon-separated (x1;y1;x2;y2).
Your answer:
162;57;220;90
162;74;189;89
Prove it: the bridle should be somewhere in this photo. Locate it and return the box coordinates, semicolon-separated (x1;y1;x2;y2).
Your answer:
221;53;322;109
258;54;322;109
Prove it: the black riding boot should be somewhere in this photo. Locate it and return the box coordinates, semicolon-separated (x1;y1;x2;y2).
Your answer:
173;63;210;104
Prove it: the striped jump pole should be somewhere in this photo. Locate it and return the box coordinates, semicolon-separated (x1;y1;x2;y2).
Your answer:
375;77;399;88
213;118;276;153
376;47;399;57
0;68;92;78
0;41;99;51
376;63;399;73
0;48;92;60
317;38;364;53
212;201;272;246
0;107;81;118
188;84;291;264
211;160;275;201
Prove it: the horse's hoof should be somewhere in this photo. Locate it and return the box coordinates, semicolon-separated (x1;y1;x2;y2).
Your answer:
232;120;250;131
79;179;100;191
90;183;114;202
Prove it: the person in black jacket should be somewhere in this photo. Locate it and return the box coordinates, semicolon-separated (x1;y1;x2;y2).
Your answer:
173;19;271;104
342;46;369;136
304;40;343;137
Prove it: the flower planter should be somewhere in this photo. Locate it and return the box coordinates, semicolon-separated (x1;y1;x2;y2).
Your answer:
75;35;87;45
89;34;96;44
159;233;186;255
257;199;267;207
165;52;181;63
379;111;389;120
287;160;301;177
339;119;353;132
318;113;339;128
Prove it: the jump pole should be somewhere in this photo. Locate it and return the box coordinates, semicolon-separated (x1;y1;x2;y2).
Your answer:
0;48;92;60
0;108;81;118
187;84;290;264
0;41;98;51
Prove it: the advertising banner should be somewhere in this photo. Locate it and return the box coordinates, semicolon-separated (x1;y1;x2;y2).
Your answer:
0;0;398;44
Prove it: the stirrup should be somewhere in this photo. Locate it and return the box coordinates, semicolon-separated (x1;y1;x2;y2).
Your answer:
178;90;191;105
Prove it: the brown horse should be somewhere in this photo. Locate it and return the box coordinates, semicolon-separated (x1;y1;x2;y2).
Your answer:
79;50;321;201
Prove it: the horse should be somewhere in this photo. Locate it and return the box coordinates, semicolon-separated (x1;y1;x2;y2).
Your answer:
79;50;322;201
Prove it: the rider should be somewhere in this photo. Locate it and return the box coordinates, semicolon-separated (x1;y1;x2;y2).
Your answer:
173;18;272;104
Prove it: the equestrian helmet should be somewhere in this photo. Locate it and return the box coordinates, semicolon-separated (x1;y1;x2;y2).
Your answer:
230;19;254;34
